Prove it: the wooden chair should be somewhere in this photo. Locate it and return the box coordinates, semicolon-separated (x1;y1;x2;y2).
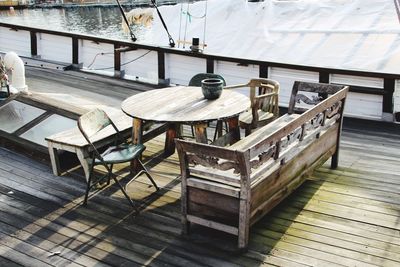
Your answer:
225;78;280;136
77;108;159;209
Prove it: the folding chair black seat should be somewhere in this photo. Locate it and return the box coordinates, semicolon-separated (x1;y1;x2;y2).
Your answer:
78;108;159;209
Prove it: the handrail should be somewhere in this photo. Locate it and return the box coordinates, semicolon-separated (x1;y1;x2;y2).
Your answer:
1;22;399;79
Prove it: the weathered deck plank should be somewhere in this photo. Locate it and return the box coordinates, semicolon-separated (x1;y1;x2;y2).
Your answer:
1;67;400;266
2;124;400;267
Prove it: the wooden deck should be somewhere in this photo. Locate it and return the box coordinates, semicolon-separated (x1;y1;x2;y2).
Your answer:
1;67;400;266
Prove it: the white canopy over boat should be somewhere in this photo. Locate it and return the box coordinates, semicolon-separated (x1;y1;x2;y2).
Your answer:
147;0;400;74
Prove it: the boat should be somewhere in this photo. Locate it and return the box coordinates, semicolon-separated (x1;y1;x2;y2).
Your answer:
0;1;400;265
1;0;400;122
0;0;28;9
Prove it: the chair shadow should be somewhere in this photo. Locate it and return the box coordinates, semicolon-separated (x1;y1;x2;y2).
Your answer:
79;149;328;265
0;143;327;266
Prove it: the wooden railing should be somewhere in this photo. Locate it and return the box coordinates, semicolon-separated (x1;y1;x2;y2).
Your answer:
0;22;398;120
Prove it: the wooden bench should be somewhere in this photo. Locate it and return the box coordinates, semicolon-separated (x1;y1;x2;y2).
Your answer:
175;81;349;250
46;110;166;181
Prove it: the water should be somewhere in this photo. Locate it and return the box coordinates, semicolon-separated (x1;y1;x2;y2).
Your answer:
0;6;161;42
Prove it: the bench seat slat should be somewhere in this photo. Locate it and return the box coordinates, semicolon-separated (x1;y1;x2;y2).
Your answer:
186;215;239;235
187;177;240;197
189;165;240;185
230;113;300;151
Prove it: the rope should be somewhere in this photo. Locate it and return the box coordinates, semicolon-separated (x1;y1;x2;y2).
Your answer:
115;0;137;42
203;0;208;49
86;52;114;69
183;2;190;49
87;50;152;71
151;0;175;47
178;3;183;48
179;0;208;50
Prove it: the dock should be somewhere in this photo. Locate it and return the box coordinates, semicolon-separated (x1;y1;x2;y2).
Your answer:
1;66;400;266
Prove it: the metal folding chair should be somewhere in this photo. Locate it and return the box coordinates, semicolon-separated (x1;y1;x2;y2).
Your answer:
77;108;159;209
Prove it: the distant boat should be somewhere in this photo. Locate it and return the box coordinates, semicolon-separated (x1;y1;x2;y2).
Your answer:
0;0;28;9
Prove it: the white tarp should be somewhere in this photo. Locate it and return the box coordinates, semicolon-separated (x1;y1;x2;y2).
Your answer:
145;0;400;74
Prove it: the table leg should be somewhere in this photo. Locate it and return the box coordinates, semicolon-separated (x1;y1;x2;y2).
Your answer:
227;116;240;145
194;123;208;143
164;122;180;156
47;143;61;177
131;118;143;173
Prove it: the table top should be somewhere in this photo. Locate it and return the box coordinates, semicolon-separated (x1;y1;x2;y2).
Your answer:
121;86;250;123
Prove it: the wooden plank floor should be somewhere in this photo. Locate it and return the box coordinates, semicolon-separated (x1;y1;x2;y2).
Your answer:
1;67;400;266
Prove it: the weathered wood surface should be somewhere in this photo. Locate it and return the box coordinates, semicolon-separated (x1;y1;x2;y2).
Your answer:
121;86;249;123
1;120;400;266
225;78;280;136
176;84;349;249
123;86;248;156
1;67;399;266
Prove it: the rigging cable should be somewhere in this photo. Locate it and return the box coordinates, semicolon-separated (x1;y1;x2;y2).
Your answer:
115;0;137;42
150;0;175;47
179;0;208;50
183;2;190;49
178;3;183;48
202;0;208;50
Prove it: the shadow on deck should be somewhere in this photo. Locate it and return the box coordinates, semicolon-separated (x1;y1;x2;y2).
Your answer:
1;120;400;266
0;68;400;266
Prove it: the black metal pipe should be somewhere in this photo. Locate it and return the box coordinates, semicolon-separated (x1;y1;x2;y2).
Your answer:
116;0;136;42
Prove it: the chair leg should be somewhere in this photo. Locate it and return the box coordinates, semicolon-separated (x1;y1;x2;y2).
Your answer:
213;120;224;142
107;164;113;185
244;125;252;136
138;160;159;190
110;174;137;208
83;165;95;206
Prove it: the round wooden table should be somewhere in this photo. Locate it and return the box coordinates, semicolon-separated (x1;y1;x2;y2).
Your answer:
121;86;249;155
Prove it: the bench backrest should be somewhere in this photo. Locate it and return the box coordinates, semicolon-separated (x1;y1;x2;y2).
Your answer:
288;81;348;114
176;82;349;186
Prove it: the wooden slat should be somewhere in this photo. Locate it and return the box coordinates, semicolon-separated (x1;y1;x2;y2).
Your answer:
189;165;241;185
187;177;240;197
0;66;399;266
186;215;239;235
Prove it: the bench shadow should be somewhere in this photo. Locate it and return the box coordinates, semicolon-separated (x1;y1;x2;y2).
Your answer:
0;143;326;266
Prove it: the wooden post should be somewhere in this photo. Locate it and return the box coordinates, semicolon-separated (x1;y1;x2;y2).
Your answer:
259;63;268;78
206;58;214;73
319;70;330;83
30;31;37;57
114;44;121;77
72;37;79;66
158;50;165;84
331;89;348;168
227;116;240;144
194;123;208;143
132;118;143;172
237;151;251;250
383;78;395;113
164;123;179;156
176;142;190;234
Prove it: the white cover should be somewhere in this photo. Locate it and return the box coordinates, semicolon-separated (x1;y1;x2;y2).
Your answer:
145;0;400;74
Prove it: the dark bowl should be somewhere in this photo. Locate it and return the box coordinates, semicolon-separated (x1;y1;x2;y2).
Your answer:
201;78;223;100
